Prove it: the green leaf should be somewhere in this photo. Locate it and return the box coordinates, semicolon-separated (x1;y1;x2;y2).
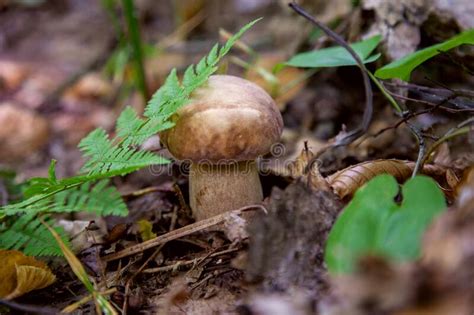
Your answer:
48;160;57;183
2;180;128;217
325;175;446;274
78;128;168;176
286;35;382;68
375;29;474;81
0;214;68;256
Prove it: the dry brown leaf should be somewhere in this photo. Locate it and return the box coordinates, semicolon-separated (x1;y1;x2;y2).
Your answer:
0;250;56;299
327;159;446;199
0;59;30;90
63;72;113;102
6;265;57;300
0;102;49;163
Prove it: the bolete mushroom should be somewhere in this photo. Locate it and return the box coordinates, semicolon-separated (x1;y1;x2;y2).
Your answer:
160;75;283;221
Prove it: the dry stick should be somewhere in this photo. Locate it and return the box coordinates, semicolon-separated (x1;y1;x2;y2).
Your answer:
372;92;458;138
437;50;474;76
122;185;171;198
384;81;474;102
289;1;373;147
421;117;474;165
388;92;474;113
123;244;165;315
143;247;240;274
101;205;266;262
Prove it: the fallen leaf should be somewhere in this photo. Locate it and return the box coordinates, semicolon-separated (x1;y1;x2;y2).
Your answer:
0;59;30;90
63;72;114;102
0;249;56;299
327;159;446;199
0;102;49;163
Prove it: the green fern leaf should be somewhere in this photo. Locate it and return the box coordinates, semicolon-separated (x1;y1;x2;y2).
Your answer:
0;214;67;256
53;180;127;216
221;18;261;57
117;107;174;146
1;180;127;217
144;68;183;119
79;128;168;176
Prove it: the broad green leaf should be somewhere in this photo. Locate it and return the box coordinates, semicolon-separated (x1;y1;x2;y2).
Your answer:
325;175;446;274
286;35;382;68
375;29;474;81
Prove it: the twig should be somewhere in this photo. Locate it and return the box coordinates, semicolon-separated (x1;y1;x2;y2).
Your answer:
421;117;474;165
143;247;240;274
101;205;266;262
384;81;474;101
437;50;474;76
288;1;373;146
121;185;172;198
123;244;165;315
406;122;426;177
372;90;457;138
387;91;474;113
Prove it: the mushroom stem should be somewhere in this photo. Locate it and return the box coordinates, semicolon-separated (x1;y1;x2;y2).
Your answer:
189;160;263;220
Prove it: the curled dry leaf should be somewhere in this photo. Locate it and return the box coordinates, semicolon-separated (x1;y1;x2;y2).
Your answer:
0;250;56;299
327;159;446;199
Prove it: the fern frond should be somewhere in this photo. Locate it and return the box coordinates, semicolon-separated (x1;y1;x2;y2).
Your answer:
1;180;128;217
145;18;262;119
0;214;67;256
0;180;126;255
1;194;51;216
53;180;127;216
117;107;174;146
79;128;168;175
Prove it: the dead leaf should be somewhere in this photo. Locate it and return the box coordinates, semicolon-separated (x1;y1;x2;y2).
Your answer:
0;59;30;90
327;159;446;199
0;102;49;163
0;250;56;299
63;72;114;102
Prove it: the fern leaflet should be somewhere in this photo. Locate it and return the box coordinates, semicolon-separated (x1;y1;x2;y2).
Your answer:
0;214;68;256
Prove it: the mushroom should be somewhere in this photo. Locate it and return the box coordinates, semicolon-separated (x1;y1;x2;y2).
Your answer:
160;75;283;221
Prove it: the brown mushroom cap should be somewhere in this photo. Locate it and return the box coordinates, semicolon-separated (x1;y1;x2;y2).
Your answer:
160;75;283;163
